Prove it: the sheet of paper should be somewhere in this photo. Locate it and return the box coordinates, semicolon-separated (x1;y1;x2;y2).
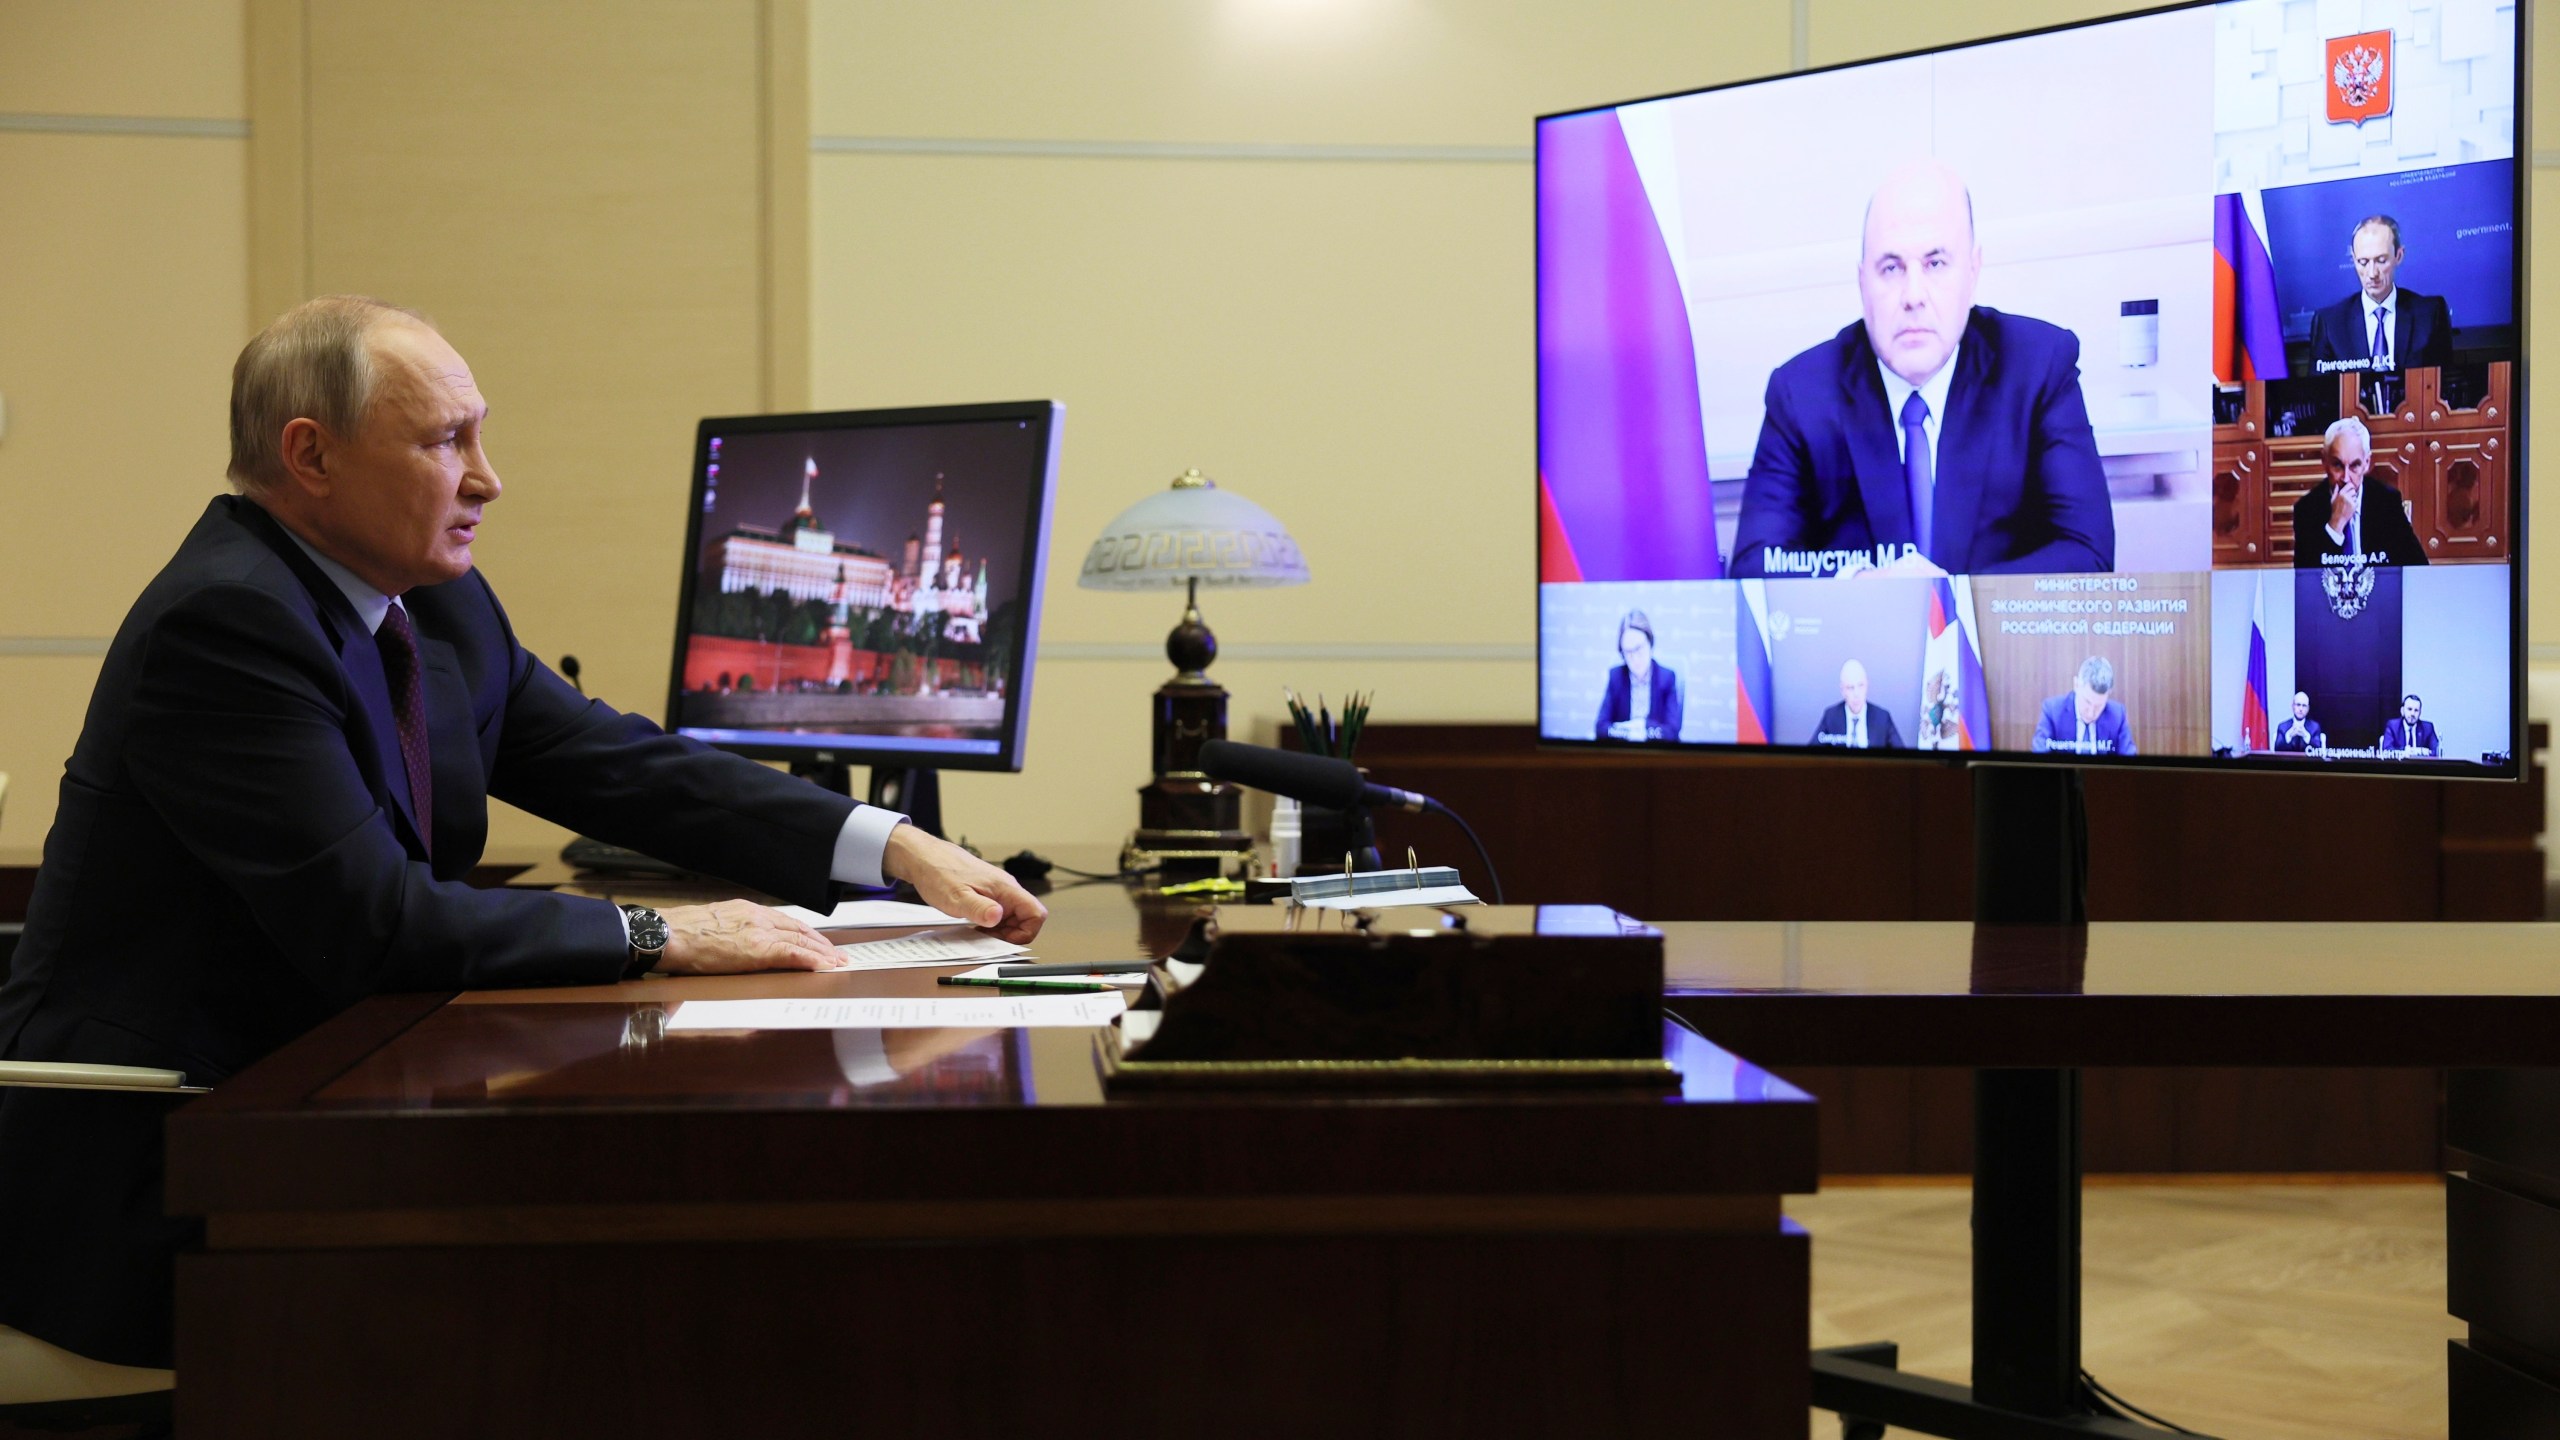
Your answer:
775;898;968;929
950;962;1150;988
1300;884;1481;911
666;993;1125;1031
831;927;1025;970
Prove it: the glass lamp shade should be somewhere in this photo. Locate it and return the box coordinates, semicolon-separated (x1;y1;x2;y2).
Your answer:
1077;469;1310;591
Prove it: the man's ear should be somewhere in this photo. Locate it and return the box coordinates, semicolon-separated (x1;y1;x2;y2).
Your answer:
277;417;333;498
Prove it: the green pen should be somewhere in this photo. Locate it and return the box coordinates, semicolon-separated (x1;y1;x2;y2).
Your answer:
935;976;1115;993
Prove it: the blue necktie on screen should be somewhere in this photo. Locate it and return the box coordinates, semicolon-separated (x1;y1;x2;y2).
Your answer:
2370;306;2389;368
1900;390;1933;562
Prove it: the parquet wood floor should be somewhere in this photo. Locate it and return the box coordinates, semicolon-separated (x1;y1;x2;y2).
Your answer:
1791;1181;2460;1439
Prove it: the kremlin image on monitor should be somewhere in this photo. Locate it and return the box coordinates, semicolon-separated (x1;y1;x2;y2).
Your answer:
670;417;1043;754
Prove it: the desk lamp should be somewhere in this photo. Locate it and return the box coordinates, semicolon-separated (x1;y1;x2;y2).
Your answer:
1079;468;1309;877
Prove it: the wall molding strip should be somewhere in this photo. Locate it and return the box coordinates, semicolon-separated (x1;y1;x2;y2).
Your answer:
1040;641;1532;663
0;637;111;657
2535;150;2560;168
813;134;1530;164
0;112;248;139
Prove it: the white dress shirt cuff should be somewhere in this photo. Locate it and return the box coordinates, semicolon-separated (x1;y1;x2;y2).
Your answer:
831;806;909;889
2325;522;2349;546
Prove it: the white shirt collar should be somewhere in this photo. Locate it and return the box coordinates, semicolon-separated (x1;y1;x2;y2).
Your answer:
1876;339;1962;436
273;517;396;636
2361;287;2399;321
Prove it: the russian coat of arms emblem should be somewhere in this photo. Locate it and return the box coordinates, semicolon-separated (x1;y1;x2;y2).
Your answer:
2322;559;2378;619
2326;30;2393;126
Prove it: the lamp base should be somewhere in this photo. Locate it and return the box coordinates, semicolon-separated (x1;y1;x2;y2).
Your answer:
1129;671;1253;881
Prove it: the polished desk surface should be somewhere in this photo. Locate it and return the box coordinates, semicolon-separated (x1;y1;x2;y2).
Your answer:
1660;919;2560;1067
164;874;1816;1228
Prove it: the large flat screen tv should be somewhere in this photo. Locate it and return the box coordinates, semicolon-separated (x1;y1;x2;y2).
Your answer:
1535;0;2524;778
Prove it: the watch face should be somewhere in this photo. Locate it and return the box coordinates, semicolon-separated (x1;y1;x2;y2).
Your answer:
626;906;670;953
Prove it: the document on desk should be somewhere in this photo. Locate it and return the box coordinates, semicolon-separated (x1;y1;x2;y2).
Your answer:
777;899;969;929
665;993;1126;1031
831;928;1024;970
947;962;1150;987
1300;884;1480;910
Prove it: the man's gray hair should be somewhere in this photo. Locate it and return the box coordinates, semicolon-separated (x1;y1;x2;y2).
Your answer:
2323;415;2372;458
2350;213;2404;251
227;295;430;492
2076;655;2114;694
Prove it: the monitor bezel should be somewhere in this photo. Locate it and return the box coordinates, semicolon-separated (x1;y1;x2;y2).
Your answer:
1532;0;2529;782
664;399;1063;774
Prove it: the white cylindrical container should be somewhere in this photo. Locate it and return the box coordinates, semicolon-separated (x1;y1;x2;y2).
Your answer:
1270;795;1302;878
2119;299;2159;368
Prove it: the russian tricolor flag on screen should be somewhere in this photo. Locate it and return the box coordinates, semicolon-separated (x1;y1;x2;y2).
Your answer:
2212;191;2288;383
1920;578;1989;750
1736;581;1774;744
2242;575;2271;752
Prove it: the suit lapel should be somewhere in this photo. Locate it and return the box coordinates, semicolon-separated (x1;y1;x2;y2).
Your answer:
1930;321;1996;573
2394;300;2414;368
1839;340;1913;549
339;623;427;854
226;500;425;853
417;635;478;869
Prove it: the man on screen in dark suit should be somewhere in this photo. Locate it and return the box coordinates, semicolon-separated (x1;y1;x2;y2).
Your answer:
2381;693;2442;757
2273;691;2325;752
2031;655;2135;756
2292;417;2428;567
0;297;1047;1371
1810;658;1904;748
1729;161;2114;580
2306;215;2453;373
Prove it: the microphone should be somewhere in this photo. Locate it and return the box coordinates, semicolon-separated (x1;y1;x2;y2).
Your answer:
1197;739;1505;903
559;655;584;695
1196;740;1432;814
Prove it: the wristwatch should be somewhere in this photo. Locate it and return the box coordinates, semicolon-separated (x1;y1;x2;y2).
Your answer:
620;904;669;979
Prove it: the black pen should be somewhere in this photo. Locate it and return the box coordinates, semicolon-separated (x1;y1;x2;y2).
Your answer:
936;976;1114;993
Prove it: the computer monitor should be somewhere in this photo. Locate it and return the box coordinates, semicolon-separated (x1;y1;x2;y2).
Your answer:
1534;0;2525;782
665;401;1063;826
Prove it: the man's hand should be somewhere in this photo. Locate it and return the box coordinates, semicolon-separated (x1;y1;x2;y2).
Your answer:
2328;482;2359;541
658;900;846;975
884;825;1047;944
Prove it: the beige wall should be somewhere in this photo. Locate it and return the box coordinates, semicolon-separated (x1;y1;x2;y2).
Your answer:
0;2;249;851
0;0;2554;860
807;1;1793;847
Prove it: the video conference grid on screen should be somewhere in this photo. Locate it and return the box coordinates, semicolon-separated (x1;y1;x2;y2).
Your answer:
1536;0;2521;771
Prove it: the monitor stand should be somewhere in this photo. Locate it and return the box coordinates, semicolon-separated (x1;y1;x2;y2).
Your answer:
1816;765;2156;1440
789;759;945;842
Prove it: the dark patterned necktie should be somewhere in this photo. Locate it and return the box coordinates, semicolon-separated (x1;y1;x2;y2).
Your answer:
376;601;434;859
1900;390;1934;562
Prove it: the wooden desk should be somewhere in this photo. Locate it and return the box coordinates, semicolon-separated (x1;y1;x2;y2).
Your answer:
164;880;1818;1440
1657;919;2560;1438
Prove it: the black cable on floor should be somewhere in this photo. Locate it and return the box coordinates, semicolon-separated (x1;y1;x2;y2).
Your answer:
2079;1369;2199;1434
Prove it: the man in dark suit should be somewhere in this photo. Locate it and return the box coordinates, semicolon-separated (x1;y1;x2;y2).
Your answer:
0;297;1045;1370
2031;656;2135;756
1810;659;1904;748
2306;215;2453;373
2292;416;2428;567
2272;691;2326;752
2381;693;2442;757
1730;161;2114;579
